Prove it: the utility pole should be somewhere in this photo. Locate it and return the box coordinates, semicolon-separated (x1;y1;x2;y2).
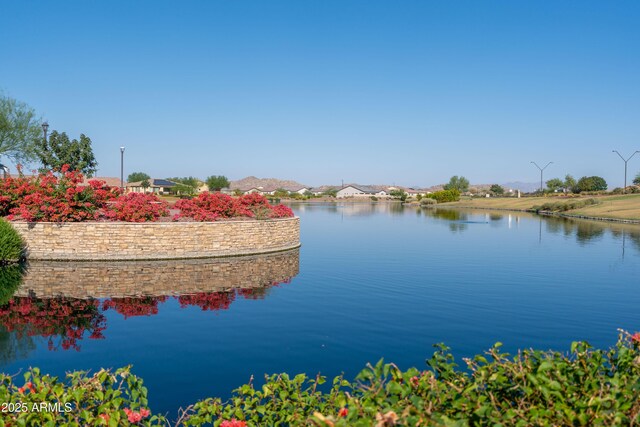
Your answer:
120;146;125;192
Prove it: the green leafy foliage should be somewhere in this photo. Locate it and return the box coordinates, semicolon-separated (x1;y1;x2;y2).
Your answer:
575;176;608;193
389;189;407;201
0;262;25;305
425;189;460;203
1;333;640;425
633;172;640;186
420;197;437;206
0;93;42;165
489;184;504;195
0;218;25;264
443;176;469;192
545;178;564;192
128;172;151;183
35;131;98;177
206;175;230;192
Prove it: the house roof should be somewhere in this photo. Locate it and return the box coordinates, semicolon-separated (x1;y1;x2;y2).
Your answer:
127;179;177;188
338;185;380;194
79;177;122;187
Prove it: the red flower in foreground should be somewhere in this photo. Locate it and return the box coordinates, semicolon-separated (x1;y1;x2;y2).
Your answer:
123;407;149;423
632;332;640;345
220;419;247;427
338;407;349;417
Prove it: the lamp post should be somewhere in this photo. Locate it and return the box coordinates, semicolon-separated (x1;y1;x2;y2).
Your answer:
612;150;640;194
42;121;49;142
531;161;553;194
120;146;125;192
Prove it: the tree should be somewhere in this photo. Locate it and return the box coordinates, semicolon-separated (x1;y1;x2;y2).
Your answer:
389;189;408;201
36;131;98;176
140;179;151;193
564;175;577;193
323;188;337;197
167;177;200;196
443;176;469;192
128;172;150;183
489;184;505;195
633;172;640;186
206;175;229;192
274;188;289;198
546;178;564;192
575;176;608;193
0;93;41;166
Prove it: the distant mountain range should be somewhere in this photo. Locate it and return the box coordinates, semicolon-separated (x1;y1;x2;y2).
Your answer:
229;176;541;193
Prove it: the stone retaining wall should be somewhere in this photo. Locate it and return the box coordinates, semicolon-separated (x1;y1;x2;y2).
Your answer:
11;217;300;260
16;249;300;299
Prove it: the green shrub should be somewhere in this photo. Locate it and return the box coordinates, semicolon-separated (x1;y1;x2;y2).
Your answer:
0;218;25;264
0;263;26;305
533;198;599;213
420;197;437;206
4;333;639;426
425;189;460;203
370;196;378;201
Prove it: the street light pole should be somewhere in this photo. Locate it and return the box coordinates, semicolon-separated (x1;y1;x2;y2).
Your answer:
531;161;553;194
42;121;49;142
120;146;125;192
612;150;640;194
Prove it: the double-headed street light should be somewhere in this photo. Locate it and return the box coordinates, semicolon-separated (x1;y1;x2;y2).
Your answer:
120;146;125;192
531;161;553;194
612;150;640;194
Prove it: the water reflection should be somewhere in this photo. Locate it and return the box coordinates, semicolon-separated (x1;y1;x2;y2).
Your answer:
421;208;470;233
0;250;299;354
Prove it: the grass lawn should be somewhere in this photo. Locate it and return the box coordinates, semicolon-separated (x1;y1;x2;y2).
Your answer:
444;194;640;221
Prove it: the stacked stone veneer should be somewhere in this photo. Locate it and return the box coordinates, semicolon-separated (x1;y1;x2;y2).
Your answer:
16;249;299;299
11;217;300;260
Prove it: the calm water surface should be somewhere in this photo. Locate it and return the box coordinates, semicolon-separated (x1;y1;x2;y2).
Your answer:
1;203;639;418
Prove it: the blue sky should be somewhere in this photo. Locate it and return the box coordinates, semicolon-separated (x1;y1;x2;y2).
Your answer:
1;1;639;187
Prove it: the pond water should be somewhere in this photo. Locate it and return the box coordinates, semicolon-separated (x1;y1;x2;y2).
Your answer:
1;203;639;418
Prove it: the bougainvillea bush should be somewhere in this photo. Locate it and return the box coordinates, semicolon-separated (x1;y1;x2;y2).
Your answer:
1;167;292;223
174;193;293;222
1;332;639;426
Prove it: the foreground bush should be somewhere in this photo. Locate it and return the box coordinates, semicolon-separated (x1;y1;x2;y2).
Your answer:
0;218;25;263
2;332;639;426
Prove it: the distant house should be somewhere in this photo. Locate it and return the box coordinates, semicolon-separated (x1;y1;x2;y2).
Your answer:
284;186;311;195
78;177;122;188
336;185;388;198
126;179;177;195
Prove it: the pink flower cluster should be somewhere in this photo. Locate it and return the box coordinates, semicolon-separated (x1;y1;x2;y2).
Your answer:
220;419;247;427
123;407;150;423
174;192;294;221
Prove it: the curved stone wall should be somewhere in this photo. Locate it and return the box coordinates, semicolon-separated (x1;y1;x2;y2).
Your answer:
11;217;300;261
15;249;300;299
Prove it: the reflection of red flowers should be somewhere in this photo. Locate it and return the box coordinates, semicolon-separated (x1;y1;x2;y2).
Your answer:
102;297;168;319
220;419;247;427
0;297;106;351
177;292;235;311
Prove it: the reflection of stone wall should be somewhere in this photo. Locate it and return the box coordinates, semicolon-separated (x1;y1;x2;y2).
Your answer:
15;249;299;299
12;217;300;260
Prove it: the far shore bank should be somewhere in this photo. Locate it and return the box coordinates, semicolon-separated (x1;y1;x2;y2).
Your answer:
438;194;640;224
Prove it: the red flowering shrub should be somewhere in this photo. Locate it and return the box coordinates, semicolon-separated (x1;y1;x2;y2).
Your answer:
269;204;294;218
3;165;120;222
174;192;294;221
103;193;169;222
0;297;106;351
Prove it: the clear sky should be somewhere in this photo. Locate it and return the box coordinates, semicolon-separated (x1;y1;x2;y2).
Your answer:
1;1;639;188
